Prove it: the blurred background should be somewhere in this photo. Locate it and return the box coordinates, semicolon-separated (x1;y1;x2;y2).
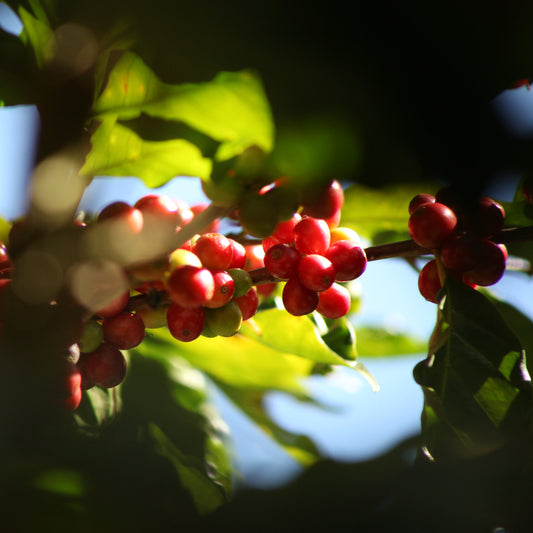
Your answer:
2;1;533;490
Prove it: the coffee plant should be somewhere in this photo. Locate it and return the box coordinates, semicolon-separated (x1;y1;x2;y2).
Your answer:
3;1;533;531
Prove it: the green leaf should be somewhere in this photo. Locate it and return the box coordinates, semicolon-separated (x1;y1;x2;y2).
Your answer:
355;326;427;357
74;384;121;435
148;423;227;515
488;294;533;379
341;182;439;243
18;6;54;68
321;317;357;361
143;326;312;395
92;51;274;161
413;278;533;460
240;309;359;370
121;351;233;509
81;119;212;185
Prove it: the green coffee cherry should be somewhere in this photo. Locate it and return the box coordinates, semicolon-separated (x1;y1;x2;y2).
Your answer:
227;268;253;298
204;301;243;337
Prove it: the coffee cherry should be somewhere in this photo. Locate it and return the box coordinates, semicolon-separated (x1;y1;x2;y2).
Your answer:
134;194;180;228
293;217;331;255
192;233;233;270
264;243;301;280
102;311;145;350
408;202;458;249
97;201;144;233
329;227;360;245
165;265;215;308
227;239;247;269
463;197;505;237
316;283;351;319
440;233;484;272
61;359;83;410
462;241;507;286
79;320;104;353
78;342;127;388
301;179;344;220
324;240;367;281
418;259;442;303
233;288;259;320
204;269;235;308
226;268;253;298
282;277;319;316
168;248;202;272
408;193;435;214
136;305;169;329
96;291;130;318
204;301;243;337
167;303;205;342
297;254;335;292
272;213;301;244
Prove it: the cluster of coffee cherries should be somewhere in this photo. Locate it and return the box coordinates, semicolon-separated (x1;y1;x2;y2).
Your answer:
262;214;367;318
408;187;507;303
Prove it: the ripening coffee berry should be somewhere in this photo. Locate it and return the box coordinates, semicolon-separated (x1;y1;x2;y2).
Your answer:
134;194;181;229
62;359;83;411
329;227;360;245
192;233;234;270
78;342;127;388
297;254;335;292
272;213;301;244
264;243;301;280
316;283;351;319
97;201;144;233
418;259;442;303
325;240;367;281
166;265;215;308
204;301;243;337
408;202;458;249
102;311;145;350
282;277;319;316
136;305;169;329
167;303;205;342
190;203;220;234
293;217;331;255
227;268;253;298
204;269;235;308
233;287;259;320
79;320;104;353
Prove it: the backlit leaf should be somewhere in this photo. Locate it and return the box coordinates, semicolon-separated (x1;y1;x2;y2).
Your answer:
81;119;212;185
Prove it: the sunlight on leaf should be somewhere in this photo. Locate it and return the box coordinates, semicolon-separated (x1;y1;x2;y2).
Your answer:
18;6;54;68
81;119;212;185
341;182;439;243
92;51;274;161
355;326;427;357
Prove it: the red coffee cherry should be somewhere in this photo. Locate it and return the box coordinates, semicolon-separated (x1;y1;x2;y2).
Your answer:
102;311;145;350
408;193;435;214
227;238;247;269
282;277;319;316
297;254;335;292
96;291;130;318
264;243;301;280
97;201;144;233
440;233;484;272
167;303;205;342
78;342;127;389
463;197;505;237
204;269;235;309
316;283;351;319
418;259;442;304
408;202;458;249
293;217;331;255
166;265;215;308
192;233;234;270
233;288;259;320
301;179;344;220
272;213;302;244
324;240;367;281
134;194;181;228
462;241;507;287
